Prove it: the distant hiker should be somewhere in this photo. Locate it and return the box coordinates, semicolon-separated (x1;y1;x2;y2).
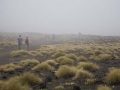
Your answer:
17;35;23;50
52;34;55;40
25;36;29;50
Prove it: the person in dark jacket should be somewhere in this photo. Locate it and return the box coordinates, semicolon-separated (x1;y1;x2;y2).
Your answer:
25;36;29;50
17;35;23;50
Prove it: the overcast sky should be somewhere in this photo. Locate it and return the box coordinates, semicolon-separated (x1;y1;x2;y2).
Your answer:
0;0;120;35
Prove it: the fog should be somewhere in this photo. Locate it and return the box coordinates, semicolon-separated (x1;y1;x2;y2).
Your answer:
0;0;120;36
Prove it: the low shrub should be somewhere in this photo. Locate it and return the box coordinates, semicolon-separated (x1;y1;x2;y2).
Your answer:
55;65;77;78
1;77;28;90
19;72;42;85
3;44;10;48
74;69;93;79
106;68;120;84
34;52;43;57
19;59;39;67
56;56;66;63
94;50;103;55
54;85;64;90
0;80;5;89
0;48;4;51
60;58;73;65
65;54;78;60
95;54;111;61
10;50;33;57
32;62;54;71
89;55;95;60
85;78;95;85
77;62;100;71
0;63;22;72
77;56;87;61
45;60;58;66
97;85;112;90
0;72;42;90
52;52;65;58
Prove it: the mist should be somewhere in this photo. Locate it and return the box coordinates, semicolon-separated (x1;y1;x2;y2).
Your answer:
0;0;120;36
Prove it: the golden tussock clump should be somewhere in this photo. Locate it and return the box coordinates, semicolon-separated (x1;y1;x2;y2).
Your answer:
10;50;33;57
19;59;39;67
74;69;93;79
45;60;58;66
97;85;112;90
106;68;120;84
32;62;54;71
55;65;77;78
65;54;78;60
77;62;100;71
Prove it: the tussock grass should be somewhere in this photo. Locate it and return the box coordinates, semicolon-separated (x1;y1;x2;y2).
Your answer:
85;78;95;85
0;80;5;89
32;62;54;71
54;85;64;90
114;55;119;60
89;55;95;60
10;50;33;57
77;62;100;71
97;85;112;90
3;44;10;48
19;72;42;85
52;52;65;58
106;68;120;84
34;52;43;57
0;72;42;90
19;59;39;67
2;77;29;90
55;65;77;78
65;54;78;60
77;56;87;61
0;63;22;72
0;48;4;51
40;50;51;55
86;51;94;55
60;58;73;65
56;56;66;63
95;54;111;61
94;50;103;55
45;60;58;66
74;69;93;79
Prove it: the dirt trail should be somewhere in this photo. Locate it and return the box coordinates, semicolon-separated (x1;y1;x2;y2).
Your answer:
0;42;41;65
0;40;60;65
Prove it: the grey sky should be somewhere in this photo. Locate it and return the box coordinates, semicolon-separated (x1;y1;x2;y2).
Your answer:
0;0;120;35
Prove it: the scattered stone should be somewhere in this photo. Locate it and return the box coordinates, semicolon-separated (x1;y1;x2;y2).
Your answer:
2;75;7;79
95;79;104;84
39;82;46;89
8;71;14;74
51;71;56;73
45;75;52;82
13;62;18;64
73;86;81;90
108;67;116;71
55;64;60;68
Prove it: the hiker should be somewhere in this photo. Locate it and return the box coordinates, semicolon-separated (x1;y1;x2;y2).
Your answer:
52;34;55;40
25;36;29;50
17;35;23;50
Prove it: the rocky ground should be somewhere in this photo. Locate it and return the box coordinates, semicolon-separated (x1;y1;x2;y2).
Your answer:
0;33;120;90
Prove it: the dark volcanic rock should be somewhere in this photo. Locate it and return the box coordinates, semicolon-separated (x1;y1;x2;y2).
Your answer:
2;75;7;79
95;79;104;84
8;71;14;74
73;86;81;90
45;75;52;82
39;82;46;89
